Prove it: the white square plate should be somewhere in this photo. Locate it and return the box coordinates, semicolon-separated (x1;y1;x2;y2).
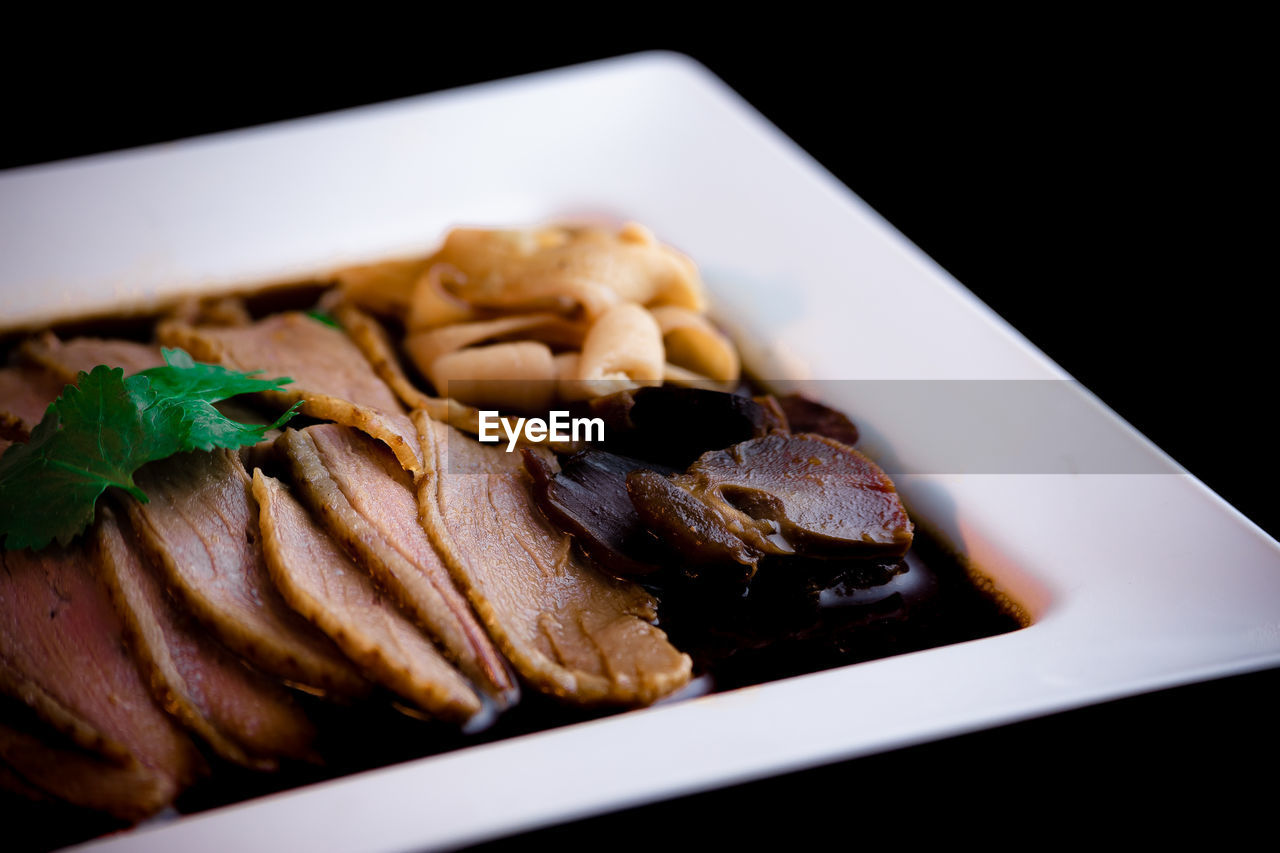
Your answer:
3;52;1278;852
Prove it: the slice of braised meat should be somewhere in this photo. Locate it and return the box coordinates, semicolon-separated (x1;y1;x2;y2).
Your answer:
17;333;164;382
124;448;367;696
253;471;484;723
167;294;254;328
523;449;678;577
329;301;487;437
278;425;517;708
95;507;317;770
0;544;202;820
626;470;763;580
158;312;423;476
0;718;183;823
589;385;783;468
0;365;64;444
628;433;914;578
414;412;692;707
0;744;46;802
773;393;859;446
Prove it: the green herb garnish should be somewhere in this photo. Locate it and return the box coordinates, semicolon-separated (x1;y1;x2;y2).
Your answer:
0;348;301;550
306;309;342;329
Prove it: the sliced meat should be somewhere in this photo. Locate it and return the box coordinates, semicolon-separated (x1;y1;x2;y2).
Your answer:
330;301;486;437
124;448;367;696
158;312;423;476
628;433;914;578
278;426;517;707
673;433;912;556
94;507;317;770
253;471;483;723
17;332;164;381
0;544;201;820
626;469;761;579
0;746;47;802
773;394;859;446
0;365;64;444
0;720;179;822
414;412;692;707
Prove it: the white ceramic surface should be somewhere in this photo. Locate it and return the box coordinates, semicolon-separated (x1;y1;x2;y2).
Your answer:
2;52;1277;852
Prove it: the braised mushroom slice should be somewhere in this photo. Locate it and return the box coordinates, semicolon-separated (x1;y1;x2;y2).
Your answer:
590;385;783;467
627;433;913;578
773;393;859;447
523;448;678;577
627;469;763;581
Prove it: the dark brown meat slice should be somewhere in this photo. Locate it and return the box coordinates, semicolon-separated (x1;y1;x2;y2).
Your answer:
589;386;781;468
157;312;423;476
414;412;692;707
278;425;517;707
17;332;164;381
676;433;912;555
253;471;483;723
95;507;318;769
0;720;180;822
522;449;678;577
773;394;859;446
0;745;47;802
0;365;64;444
0;544;201;819
124;448;367;696
626;469;762;579
628;433;914;578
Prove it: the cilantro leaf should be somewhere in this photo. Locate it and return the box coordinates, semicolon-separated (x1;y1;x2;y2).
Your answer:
306;309;342;330
0;350;300;551
137;347;287;402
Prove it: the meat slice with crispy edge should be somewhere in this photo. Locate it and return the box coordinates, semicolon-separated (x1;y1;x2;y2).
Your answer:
0;719;184;823
414;411;692;707
95;507;318;770
17;333;165;383
253;471;485;723
0;544;202;820
329;301;486;437
0;364;65;444
125;448;368;696
158;312;423;476
277;425;517;708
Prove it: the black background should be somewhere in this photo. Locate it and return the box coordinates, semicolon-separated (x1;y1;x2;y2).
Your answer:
2;20;1273;846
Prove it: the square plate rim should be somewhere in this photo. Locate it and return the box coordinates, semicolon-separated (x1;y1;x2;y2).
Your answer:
2;51;1276;852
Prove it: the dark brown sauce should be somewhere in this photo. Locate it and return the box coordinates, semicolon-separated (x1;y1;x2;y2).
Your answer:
0;282;1027;850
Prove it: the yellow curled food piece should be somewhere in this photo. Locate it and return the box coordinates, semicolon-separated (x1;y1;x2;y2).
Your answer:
404;313;587;375
407;263;482;330
335;256;430;316
563;303;665;401
662;362;735;392
333;222;733;413
434;223;707;320
427;341;558;411
554;352;581;383
649;305;740;383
